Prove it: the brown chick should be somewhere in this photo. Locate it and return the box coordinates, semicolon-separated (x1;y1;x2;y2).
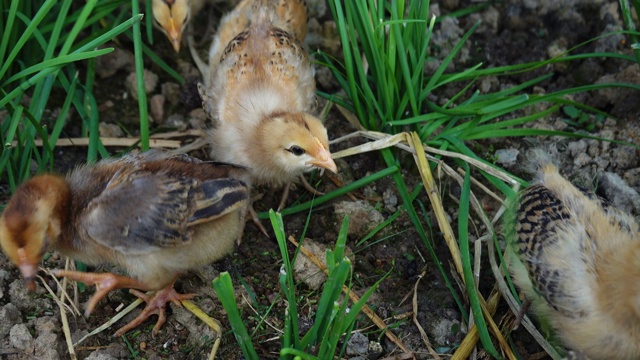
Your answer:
507;149;640;359
198;0;336;209
152;0;205;52
0;150;250;336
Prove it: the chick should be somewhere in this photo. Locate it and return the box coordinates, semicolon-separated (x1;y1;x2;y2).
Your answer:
507;150;640;359
0;150;250;336
198;0;336;210
151;0;205;52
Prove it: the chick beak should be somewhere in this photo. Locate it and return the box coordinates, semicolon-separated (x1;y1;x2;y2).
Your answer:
309;146;338;174
167;19;182;52
17;249;37;291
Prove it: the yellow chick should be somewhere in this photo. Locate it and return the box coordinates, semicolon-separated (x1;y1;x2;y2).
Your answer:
198;0;336;208
0;150;250;336
151;0;206;52
507;150;640;359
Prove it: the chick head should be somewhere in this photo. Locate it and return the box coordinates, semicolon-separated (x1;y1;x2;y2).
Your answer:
258;112;337;178
0;175;69;290
151;0;190;52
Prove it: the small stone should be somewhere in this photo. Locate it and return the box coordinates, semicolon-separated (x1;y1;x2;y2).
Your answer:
428;318;461;346
611;146;638;170
480;75;499;93
99;123;124;138
162;82;182;106
494;148;519;166
171;302;218;347
567;140;588;157
587;140;600;157
383;189;398;212
165;114;188;131
34;331;59;359
333;200;385;238
150;94;166;123
599;172;640;214
623;167;640;188
85;350;119;360
573;153;591;167
9;278;49;312
346;331;369;356
126;69;159;100
0;303;22;337
95;46;134;78
293;239;329;290
10;323;34;351
594;157;610;170
31;316;58;334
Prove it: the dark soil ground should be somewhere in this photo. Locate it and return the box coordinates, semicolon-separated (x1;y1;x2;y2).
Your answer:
1;0;639;359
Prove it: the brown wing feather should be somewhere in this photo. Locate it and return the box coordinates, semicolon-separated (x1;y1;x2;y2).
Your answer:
80;152;250;254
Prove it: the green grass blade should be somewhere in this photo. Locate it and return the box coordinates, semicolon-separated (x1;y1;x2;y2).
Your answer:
212;272;259;360
458;163;500;358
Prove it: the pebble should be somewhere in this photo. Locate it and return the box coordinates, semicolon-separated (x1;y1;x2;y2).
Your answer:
0;303;22;337
346;331;369;356
162;82;182;106
126;69;159;100
95;46;134;79
292;239;329;290
333;200;385;238
494;148;519;166
165;114;188;131
9;323;34;351
599;171;640;214
150;94;166;123
99;123;124;138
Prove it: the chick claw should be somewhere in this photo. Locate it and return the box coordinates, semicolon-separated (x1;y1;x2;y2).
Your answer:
52;269;150;317
114;286;196;337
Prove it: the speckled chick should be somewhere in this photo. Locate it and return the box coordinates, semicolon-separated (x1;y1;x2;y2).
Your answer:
0;150;250;336
507;150;640;360
152;0;205;52
204;0;309;84
198;0;336;190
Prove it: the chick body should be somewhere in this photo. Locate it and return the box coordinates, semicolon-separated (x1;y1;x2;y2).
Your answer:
0;150;250;335
199;0;336;189
508;151;640;359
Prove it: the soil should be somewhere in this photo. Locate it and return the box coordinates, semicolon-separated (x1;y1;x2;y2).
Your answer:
1;0;639;359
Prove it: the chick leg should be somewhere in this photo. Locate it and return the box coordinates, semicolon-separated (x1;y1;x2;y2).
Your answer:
52;270;152;316
276;177;325;212
114;283;196;337
245;192;268;238
248;205;269;238
277;182;292;212
299;175;325;197
512;296;532;330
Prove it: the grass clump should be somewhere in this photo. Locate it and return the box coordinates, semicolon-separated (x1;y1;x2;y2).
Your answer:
213;211;381;359
0;0;142;189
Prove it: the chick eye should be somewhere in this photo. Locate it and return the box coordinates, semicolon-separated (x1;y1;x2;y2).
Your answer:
287;145;305;156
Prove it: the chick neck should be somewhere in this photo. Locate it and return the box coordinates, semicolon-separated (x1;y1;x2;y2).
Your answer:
30;174;72;247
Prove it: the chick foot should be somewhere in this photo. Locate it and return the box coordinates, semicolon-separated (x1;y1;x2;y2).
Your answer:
52;270;151;316
114;285;196;337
